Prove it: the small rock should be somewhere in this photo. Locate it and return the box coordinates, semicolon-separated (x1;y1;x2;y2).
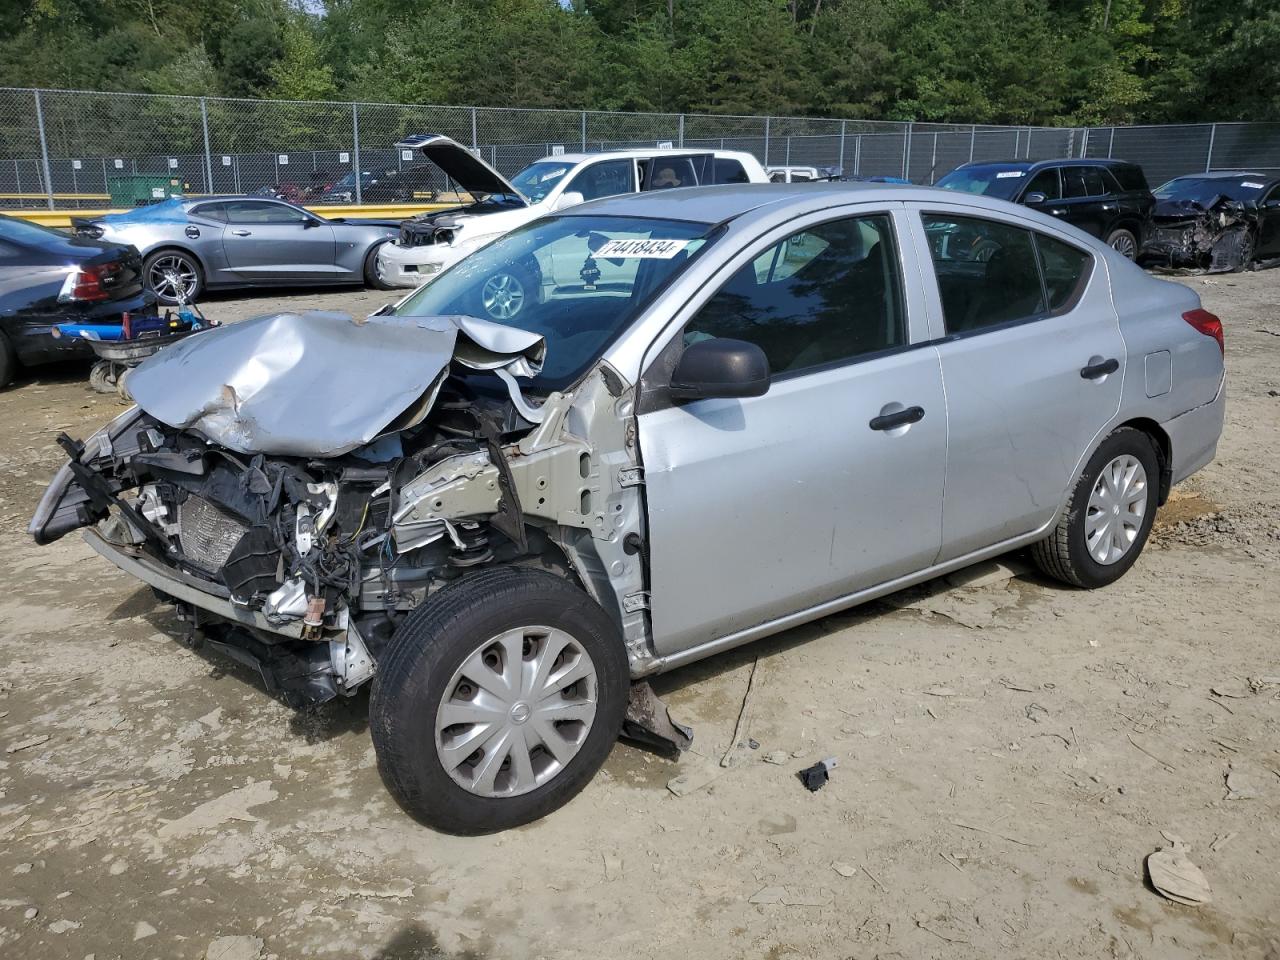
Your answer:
6;734;51;754
24;907;38;920
49;919;81;934
205;935;265;960
1147;846;1211;905
832;861;858;878
763;750;790;765
134;921;157;940
14;863;32;874
602;853;623;882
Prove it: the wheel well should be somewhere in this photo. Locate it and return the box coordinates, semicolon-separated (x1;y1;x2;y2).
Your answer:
144;244;205;273
1116;417;1172;504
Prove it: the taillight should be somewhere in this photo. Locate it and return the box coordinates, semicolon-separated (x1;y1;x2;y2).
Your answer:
57;262;121;303
1183;308;1224;356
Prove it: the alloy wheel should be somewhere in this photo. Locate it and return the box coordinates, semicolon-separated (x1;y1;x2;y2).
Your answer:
434;626;598;798
1109;233;1137;259
1085;454;1148;565
148;255;198;303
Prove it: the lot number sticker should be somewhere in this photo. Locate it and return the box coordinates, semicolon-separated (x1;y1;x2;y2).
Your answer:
996;170;1025;178
595;238;690;259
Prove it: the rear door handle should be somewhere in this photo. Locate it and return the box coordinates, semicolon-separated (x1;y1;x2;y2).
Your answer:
231;229;252;237
1080;358;1120;379
869;406;925;431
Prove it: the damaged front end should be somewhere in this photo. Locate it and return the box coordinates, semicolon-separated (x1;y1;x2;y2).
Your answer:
1141;196;1259;273
30;310;652;705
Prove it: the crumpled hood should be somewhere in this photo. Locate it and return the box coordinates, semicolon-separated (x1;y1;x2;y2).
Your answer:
1152;195;1247;220
126;311;544;458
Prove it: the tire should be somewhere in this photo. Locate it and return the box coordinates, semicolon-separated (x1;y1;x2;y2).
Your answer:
370;566;629;834
1105;228;1138;260
470;258;541;322
88;360;117;394
1210;228;1255;273
144;250;203;306
364;240;396;290
1031;426;1160;589
0;331;15;390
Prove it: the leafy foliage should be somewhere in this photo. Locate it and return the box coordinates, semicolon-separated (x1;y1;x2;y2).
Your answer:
0;0;1273;123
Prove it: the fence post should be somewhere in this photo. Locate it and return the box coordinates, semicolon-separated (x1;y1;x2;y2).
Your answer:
1081;128;1089;158
854;134;862;176
929;131;938;184
33;89;54;210
200;97;214;194
1204;123;1217;172
902;122;913;181
352;103;363;204
1107;126;1115;158
581;111;587;151
677;114;685;148
837;120;846;172
969;125;976;162
763;117;771;166
471;107;478;150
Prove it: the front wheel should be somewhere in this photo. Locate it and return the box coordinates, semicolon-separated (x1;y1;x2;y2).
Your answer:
364;241;397;290
1031;426;1160;588
1105;228;1138;260
370;566;629;834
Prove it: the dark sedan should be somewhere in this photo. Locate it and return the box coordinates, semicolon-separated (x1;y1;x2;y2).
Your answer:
0;215;154;388
937;158;1155;259
1140;172;1280;272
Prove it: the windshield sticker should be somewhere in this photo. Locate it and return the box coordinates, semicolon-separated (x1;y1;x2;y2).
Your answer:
594;238;691;259
1241;181;1265;189
995;171;1025;179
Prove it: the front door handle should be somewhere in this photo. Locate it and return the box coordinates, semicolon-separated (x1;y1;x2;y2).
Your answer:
1080;358;1120;379
231;229;252;237
869;405;925;431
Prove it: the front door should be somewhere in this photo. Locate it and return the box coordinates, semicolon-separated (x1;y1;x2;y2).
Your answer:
221;199;337;280
912;206;1125;560
637;210;948;655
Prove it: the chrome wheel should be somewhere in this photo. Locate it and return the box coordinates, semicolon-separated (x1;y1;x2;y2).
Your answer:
1085;454;1148;565
480;272;525;320
1108;232;1137;259
147;254;199;303
434;626;598;798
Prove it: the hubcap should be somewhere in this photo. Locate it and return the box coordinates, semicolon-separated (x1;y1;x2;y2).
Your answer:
1109;233;1137;259
1085;454;1148;565
481;272;525;320
148;255;198;302
434;626;598;798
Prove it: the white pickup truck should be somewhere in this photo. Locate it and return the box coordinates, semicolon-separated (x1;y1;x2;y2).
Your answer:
374;136;770;312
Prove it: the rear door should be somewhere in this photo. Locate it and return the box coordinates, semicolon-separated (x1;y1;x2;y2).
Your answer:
221;200;339;280
1056;167;1108;238
909;204;1125;560
637;207;948;654
1259;183;1280;257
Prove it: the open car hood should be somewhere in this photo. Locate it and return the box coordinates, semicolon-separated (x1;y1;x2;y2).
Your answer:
126;311;545;458
395;134;527;205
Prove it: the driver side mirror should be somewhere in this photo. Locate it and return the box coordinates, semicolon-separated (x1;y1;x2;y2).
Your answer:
1023;192;1048;205
669;338;770;402
302;218;321;229
554;191;585;211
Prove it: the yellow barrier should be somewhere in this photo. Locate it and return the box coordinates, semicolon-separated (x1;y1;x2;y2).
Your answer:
3;202;456;229
0;192;111;201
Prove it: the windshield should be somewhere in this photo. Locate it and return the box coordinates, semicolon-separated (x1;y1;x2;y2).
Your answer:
936;165;1030;201
1154;176;1268;204
393;214;715;390
509;161;574;203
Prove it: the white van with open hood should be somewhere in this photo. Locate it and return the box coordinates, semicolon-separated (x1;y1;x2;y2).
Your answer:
374;135;768;304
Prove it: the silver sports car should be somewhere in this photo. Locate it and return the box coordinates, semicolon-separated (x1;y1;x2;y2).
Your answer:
72;197;401;305
33;183;1224;833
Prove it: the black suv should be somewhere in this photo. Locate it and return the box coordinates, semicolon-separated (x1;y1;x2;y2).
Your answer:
936;159;1155;259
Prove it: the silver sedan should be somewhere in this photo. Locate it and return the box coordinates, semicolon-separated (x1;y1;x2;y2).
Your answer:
73;196;400;305
33;183;1225;833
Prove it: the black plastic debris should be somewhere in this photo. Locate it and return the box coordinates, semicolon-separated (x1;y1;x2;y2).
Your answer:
797;757;838;792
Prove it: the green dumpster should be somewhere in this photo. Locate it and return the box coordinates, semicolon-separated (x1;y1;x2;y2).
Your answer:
106;175;186;207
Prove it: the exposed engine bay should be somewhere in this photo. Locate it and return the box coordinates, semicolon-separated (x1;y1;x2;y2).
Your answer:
29;311;653;704
1141;196;1261;273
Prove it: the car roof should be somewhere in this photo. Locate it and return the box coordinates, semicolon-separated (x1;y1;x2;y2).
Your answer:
1167;170;1273;181
960;158;1135;171
559;181;997;224
534;148;756;165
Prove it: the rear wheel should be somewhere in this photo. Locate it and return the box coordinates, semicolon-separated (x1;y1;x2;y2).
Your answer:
0;331;16;389
1031;426;1160;588
144;250;203;305
370;566;629;834
1106;228;1138;260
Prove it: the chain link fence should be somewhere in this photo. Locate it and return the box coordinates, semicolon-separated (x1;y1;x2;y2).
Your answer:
1;87;1278;210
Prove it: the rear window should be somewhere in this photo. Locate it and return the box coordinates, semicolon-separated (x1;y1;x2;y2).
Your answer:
713;158;750;184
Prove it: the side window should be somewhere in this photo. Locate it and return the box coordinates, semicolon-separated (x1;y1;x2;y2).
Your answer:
641;157;698;191
683;214;905;375
225;200;309;224
1082;168;1108;197
1061;167;1089;199
1023;168;1061;200
922;213;1046;333
1036;233;1093;311
1099;169;1125;195
713;158;750;184
565;159;636;202
191;202;227;222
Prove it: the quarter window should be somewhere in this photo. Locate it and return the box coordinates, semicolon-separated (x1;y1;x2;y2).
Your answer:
1036;234;1093;311
683;214;905;375
1082;168;1108;197
922;214;1046;333
713;158;750;184
191;202;228;222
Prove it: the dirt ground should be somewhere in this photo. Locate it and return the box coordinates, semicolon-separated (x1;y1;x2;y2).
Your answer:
1;273;1277;960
